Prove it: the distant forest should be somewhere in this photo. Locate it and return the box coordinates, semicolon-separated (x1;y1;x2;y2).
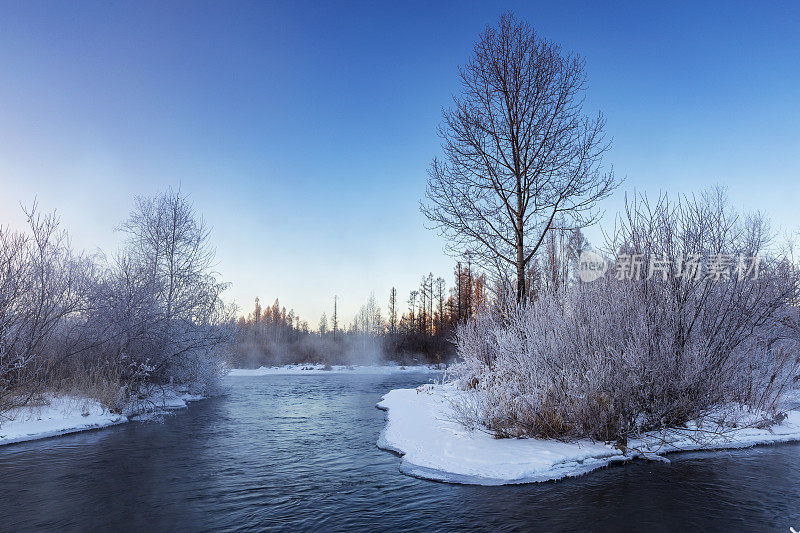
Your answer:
229;260;490;367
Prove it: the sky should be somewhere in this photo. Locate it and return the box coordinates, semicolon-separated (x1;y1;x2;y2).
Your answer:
1;1;798;326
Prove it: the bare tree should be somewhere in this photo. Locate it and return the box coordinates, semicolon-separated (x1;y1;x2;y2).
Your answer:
434;277;446;336
407;290;418;333
388;287;397;334
253;297;262;323
422;11;619;301
427;273;435;333
418;275;428;334
332;295;338;339
353;293;384;336
455;262;463;321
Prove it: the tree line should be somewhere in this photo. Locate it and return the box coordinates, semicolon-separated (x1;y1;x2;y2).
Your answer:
228;259;490;367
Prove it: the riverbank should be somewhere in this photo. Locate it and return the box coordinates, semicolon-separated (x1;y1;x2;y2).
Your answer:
0;388;205;446
228;363;447;376
378;384;800;485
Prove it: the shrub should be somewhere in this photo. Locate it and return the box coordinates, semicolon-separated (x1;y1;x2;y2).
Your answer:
453;190;800;444
0;191;233;418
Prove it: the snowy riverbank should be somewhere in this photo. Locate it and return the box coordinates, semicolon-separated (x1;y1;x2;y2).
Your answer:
0;389;205;446
228;363;447;376
377;384;800;485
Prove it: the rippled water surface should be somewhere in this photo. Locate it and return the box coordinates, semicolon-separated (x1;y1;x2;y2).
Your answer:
1;372;799;532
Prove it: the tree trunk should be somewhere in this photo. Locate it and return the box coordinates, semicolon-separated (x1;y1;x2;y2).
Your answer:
516;180;525;303
516;235;525;302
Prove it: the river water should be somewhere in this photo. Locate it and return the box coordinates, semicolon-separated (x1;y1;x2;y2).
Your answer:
0;372;798;532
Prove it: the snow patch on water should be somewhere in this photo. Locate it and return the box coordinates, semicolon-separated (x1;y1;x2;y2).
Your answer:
377;384;800;485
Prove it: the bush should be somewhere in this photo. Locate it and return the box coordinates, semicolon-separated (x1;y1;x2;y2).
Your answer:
0;191;233;418
453;190;800;444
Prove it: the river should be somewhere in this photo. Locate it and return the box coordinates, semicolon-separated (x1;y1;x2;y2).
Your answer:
1;372;798;531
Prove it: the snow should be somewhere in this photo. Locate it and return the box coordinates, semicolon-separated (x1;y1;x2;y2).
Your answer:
0;390;205;446
377;384;800;485
138;389;207;412
228;363;446;376
0;396;126;446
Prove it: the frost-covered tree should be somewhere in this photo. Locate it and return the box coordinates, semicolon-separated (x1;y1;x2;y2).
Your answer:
0;206;87;413
352;293;384;336
112;189;232;393
318;313;328;336
0;191;234;417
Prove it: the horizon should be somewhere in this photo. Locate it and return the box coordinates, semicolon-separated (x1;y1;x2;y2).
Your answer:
2;1;799;326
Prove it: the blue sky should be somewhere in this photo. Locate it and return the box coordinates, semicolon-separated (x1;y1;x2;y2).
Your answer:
1;1;798;325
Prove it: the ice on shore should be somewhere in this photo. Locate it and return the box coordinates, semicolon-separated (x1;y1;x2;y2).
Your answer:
377;384;800;485
228;363;446;376
0;390;204;446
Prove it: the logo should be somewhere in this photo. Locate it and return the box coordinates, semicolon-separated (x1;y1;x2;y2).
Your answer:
578;250;609;282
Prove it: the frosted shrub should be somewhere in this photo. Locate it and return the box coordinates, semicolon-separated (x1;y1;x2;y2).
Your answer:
0;207;86;413
0;191;233;418
457;286;794;442
454;191;800;444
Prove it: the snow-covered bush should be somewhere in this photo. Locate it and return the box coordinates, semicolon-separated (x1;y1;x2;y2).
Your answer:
0;207;87;414
83;189;234;399
453;190;800;444
1;191;233;418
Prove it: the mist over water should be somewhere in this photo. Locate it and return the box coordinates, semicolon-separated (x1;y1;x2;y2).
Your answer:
230;330;393;368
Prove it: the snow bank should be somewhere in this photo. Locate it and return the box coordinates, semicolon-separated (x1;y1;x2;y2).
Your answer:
228;364;445;376
0;397;126;446
0;390;205;446
377;384;800;485
135;389;207;412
